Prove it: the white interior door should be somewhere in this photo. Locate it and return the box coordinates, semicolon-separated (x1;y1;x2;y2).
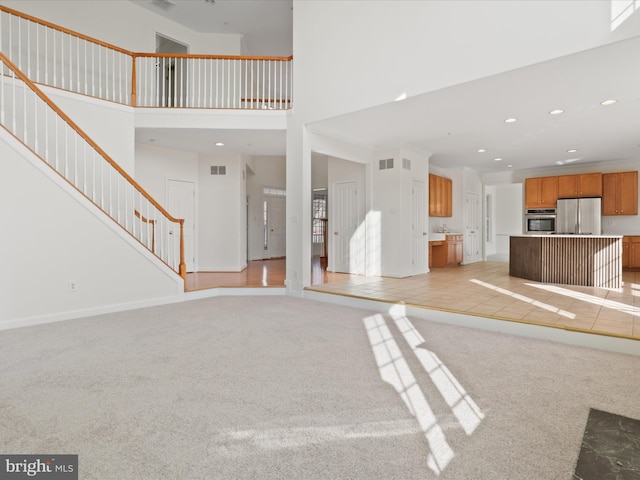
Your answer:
167;179;196;272
266;196;286;258
333;181;359;273
465;191;482;264
412;179;428;274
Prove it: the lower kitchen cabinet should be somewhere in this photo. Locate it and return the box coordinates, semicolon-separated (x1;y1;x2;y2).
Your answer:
430;235;463;267
624;236;640;269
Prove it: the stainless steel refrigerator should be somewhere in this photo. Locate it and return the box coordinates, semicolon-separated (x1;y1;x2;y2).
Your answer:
556;197;602;235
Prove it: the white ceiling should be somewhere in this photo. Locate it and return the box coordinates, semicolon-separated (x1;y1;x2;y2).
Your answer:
131;1;640;175
310;35;640;174
129;0;293;56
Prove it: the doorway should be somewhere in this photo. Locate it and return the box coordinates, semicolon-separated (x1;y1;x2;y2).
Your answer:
156;34;188;107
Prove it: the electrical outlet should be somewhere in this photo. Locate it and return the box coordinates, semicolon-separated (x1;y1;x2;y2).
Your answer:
68;281;78;293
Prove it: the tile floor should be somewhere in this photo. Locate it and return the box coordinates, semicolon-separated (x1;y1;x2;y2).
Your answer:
186;259;640;340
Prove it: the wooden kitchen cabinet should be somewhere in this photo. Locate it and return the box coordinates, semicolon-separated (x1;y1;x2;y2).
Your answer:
446;234;463;265
626;236;640;269
602;171;638;216
429;235;462;267
525;176;558;209
622;236;630;268
557;173;602;198
429;173;452;217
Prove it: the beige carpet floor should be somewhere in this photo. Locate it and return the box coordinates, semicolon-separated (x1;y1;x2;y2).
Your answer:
1;296;639;479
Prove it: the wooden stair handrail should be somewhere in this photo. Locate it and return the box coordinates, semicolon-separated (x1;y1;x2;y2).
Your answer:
0;51;186;278
0;52;182;225
134;52;293;61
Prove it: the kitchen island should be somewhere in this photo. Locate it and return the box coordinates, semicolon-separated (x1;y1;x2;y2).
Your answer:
509;235;623;288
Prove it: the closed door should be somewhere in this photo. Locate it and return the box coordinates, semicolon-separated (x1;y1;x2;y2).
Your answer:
464;191;481;263
333;181;359;273
266;196;286;258
167;179;195;272
412;179;427;274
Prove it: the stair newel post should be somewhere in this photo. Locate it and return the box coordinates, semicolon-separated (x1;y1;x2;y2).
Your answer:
130;54;137;106
179;219;186;280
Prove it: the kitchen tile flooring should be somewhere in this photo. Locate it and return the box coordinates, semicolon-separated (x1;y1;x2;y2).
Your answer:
186;259;640;340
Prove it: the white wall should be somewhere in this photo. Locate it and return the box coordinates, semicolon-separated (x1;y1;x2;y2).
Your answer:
40;86;137;174
0;132;182;329
287;0;626;292
489;183;524;260
197;153;247;271
0;1;243;54
246;156;286;260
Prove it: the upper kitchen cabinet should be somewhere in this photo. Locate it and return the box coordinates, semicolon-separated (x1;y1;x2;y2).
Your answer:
525;176;557;209
429;173;452;217
557;173;602;198
602;171;638;216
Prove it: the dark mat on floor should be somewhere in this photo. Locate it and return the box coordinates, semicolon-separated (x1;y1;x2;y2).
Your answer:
574;408;640;479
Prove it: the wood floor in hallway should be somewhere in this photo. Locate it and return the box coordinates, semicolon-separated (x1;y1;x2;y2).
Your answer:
186;258;640;341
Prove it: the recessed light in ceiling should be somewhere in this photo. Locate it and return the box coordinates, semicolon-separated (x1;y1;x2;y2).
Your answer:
477;148;486;153
601;99;617;106
507;164;513;168
215;142;224;146
204;0;215;4
504;118;517;123
494;158;503;162
549;109;564;115
567;148;578;153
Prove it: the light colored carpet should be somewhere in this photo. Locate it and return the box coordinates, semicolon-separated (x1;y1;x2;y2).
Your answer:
1;296;639;479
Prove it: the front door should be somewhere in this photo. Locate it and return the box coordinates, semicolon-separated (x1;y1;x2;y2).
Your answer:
167;179;196;272
266;195;286;258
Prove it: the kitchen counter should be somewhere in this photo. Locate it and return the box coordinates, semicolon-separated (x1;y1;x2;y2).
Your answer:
509;235;622;288
518;234;623;238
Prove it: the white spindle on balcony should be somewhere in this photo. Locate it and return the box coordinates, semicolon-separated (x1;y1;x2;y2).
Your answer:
0;53;186;278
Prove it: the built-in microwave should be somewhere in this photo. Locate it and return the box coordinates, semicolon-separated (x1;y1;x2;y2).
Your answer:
525;208;556;234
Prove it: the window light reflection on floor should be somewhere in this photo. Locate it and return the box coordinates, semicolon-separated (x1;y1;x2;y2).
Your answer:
389;304;485;436
527;283;640;317
363;313;454;475
469;278;576;319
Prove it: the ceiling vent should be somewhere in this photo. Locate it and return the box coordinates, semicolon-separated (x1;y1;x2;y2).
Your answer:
151;0;176;10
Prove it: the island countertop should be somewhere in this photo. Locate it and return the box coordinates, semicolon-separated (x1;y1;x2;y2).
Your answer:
509;235;622;288
511;234;623;238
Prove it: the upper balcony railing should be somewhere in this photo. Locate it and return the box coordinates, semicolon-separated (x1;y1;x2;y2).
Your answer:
0;5;293;110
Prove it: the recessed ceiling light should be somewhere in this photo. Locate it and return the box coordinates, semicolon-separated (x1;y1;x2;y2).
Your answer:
507;164;513;168
494;158;503;162
477;148;486;153
549;109;564;115
215;142;224;146
504;118;517;123
601;99;617;106
567;148;578;153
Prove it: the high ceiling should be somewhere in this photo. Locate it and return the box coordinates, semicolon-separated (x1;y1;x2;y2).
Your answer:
129;0;293;56
131;1;640;175
310;35;640;174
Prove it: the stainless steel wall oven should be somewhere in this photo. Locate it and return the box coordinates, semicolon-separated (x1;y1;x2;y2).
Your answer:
525;208;556;234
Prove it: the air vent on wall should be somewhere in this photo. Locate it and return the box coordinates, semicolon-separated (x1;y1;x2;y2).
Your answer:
402;158;411;170
378;158;394;170
211;165;226;175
